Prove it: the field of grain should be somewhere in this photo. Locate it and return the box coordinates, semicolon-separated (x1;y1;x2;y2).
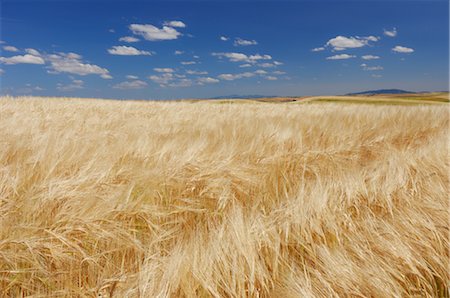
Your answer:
0;96;448;297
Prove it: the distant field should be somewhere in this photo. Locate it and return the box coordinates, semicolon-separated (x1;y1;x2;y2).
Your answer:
204;92;449;105
0;96;448;297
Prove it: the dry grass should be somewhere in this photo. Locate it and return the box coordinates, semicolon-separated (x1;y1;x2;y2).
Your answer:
0;96;449;297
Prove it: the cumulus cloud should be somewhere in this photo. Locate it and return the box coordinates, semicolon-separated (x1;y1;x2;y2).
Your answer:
181;61;196;65
258;63;276;68
149;69;194;87
47;52;111;79
392;45;414;53
360;63;383;71
326;36;378;51
258;61;282;68
126;75;139;79
3;46;19;52
174;50;184;55
186;70;208;75
372;74;382;78
163;20;186;28
311;47;325;52
254;69;268;75
273;70;286;75
220;36;229;41
383;28;397;37
234;38;258;46
25;48;41;56
154;68;174;73
130;24;182;41
361;55;380;60
265;76;277;81
218;72;255;81
119;36;140;43
239;64;252;68
0;54;45;65
113;80;148;89
326;54;356;60
108;46;152;56
212;52;272;64
363;36;379;42
167;79;193;87
57;79;84;91
149;73;174;85
197;77;219;84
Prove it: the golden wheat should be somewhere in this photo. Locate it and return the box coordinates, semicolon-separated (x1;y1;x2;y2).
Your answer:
0;96;448;297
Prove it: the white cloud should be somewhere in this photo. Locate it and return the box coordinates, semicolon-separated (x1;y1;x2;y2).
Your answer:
218;72;255;81
361;55;380;60
174;50;184;55
212;52;272;64
360;63;383;71
326;36;378;51
259;63;277;68
392;45;414;53
234;38;258;46
163;20;186;28
220;36;229;41
186;70;208;75
3;46;19;52
372;74;382;78
0;54;45;65
254;69;268;75
113;80;148;89
383;28;397;37
0;69;4;75
197;77;219;84
311;47;325;52
25;48;41;56
130;24;182;41
167;79;193;87
119;36;140;43
239;64;252;68
363;36;379;42
154;67;174;73
57;79;84;91
326;54;356;60
365;66;383;71
108;46;152;56
149;73;174;85
273;70;286;75
193;55;200;59
126;75;139;79
181;61;196;65
47;52;111;78
109;29;115;33
149;69;193;88
265;76;277;81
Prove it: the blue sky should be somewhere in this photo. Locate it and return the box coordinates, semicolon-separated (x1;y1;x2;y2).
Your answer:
0;0;448;99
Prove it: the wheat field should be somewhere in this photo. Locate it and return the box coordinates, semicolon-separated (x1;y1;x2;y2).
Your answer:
0;96;448;297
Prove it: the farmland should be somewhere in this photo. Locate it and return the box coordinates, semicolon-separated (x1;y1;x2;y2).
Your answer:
0;96;448;297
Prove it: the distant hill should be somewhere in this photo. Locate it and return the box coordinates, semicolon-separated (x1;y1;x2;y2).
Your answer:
210;94;278;99
346;89;415;96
